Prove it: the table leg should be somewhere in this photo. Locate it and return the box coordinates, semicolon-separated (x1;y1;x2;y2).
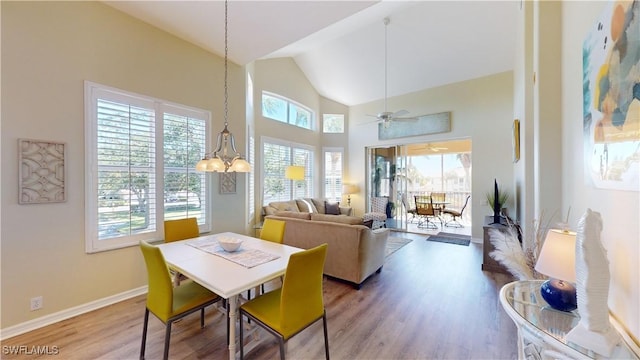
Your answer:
228;295;238;360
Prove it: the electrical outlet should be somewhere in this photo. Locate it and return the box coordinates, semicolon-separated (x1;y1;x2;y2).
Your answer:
30;296;43;311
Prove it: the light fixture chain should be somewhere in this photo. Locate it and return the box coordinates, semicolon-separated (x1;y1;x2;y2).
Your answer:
224;0;229;127
384;17;389;113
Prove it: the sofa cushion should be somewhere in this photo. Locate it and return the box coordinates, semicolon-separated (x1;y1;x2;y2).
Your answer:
296;198;318;213
310;213;363;225
268;200;300;212
275;211;311;220
310;198;326;214
325;201;341;215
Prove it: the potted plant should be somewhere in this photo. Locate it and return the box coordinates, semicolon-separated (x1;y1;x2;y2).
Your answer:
486;187;510;214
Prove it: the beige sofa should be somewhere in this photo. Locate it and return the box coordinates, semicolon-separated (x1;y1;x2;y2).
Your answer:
262;198;353;217
265;212;389;288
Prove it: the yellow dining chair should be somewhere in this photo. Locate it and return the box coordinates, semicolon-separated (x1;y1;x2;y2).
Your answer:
164;218;199;286
258;218;286;294
139;240;221;360
164;217;199;242
239;243;330;360
260;218;286;243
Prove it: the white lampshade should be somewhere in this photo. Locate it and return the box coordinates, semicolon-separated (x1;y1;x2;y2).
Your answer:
342;184;359;195
285;165;305;180
535;229;577;282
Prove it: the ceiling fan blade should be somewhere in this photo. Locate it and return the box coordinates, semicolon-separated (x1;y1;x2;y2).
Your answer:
359;118;382;125
392;109;410;117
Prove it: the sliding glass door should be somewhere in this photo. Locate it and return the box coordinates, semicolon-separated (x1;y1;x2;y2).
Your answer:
367;139;472;233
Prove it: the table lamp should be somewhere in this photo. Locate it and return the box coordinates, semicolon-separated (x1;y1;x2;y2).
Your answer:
534;228;577;312
284;165;305;181
342;184;359;207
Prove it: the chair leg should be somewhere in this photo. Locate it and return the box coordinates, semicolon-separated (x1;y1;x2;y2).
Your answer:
163;321;172;360
279;338;286;360
322;311;330;360
201;308;205;328
140;309;149;360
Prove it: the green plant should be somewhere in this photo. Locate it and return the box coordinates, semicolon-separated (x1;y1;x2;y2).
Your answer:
486;188;510;209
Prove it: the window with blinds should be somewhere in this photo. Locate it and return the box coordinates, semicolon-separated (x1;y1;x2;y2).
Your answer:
85;81;210;253
262;138;314;205
324;149;343;203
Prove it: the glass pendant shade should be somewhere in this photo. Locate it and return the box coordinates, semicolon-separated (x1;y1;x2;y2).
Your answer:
229;158;250;172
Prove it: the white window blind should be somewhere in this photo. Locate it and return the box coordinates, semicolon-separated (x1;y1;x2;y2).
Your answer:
324;149;343;203
262;138;314;205
96;99;157;241
163;111;207;224
85;81;210;253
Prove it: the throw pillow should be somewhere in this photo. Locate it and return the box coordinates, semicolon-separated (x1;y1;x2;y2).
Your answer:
325;201;341;215
296;198;316;213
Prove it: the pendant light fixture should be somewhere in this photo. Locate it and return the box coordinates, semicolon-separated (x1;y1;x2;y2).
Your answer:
196;0;250;173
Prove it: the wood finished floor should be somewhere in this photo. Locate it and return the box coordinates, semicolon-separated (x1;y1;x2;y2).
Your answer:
1;232;518;359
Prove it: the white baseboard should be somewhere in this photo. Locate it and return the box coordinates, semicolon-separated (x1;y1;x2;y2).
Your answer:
0;286;148;341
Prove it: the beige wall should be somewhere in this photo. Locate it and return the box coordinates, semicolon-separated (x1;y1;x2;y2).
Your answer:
0;1;245;329
348;72;515;240
560;1;639;341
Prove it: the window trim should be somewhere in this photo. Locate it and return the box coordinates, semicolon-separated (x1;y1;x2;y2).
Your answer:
84;81;211;253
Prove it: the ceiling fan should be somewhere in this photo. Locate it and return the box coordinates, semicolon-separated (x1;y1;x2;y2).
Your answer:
412;143;449;152
366;18;416;126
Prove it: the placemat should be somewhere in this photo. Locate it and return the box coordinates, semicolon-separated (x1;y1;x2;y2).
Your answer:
187;237;280;268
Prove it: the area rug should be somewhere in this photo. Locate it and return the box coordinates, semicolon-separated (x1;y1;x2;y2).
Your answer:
385;236;412;257
426;232;471;246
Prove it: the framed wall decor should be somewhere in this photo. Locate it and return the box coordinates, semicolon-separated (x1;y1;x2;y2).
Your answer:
378;111;451;140
18;139;66;204
512;119;520;163
220;172;237;194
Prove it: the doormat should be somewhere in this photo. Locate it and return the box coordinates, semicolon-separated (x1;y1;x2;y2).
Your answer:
426;232;471;246
385;236;412;258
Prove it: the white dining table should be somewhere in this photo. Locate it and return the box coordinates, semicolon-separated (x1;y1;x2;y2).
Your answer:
157;231;303;360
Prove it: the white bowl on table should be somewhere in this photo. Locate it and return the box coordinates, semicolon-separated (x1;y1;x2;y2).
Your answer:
218;236;243;252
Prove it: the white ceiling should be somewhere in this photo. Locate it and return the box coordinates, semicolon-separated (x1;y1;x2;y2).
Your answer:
104;1;518;107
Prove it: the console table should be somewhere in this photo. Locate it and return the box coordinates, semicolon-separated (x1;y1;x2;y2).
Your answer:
500;280;640;359
482;215;510;274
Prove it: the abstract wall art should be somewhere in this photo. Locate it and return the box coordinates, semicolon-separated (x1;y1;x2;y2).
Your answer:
582;1;639;191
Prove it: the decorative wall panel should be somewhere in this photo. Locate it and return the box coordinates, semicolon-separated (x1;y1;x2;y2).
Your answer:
18;139;66;204
378;112;451;140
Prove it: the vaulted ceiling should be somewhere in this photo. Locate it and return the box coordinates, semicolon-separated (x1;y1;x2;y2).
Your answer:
104;1;518;107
